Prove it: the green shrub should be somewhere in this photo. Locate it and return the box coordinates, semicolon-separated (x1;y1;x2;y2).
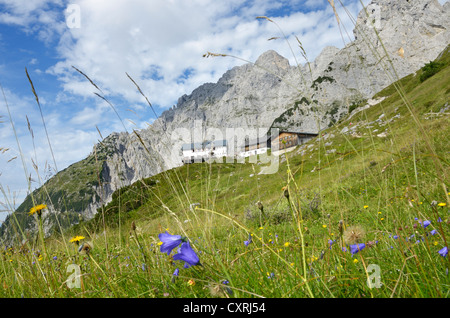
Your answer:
419;61;445;82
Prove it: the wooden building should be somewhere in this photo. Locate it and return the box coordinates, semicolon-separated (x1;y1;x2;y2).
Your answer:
271;131;318;151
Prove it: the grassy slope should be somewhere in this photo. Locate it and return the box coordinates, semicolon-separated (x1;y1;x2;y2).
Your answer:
0;145;106;240
1;47;448;298
78;46;449;237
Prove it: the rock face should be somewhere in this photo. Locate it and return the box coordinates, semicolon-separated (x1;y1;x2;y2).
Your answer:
1;0;449;243
85;131;164;220
149;0;450;136
273;0;450;131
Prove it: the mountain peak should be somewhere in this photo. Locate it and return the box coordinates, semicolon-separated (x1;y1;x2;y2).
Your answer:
255;50;290;72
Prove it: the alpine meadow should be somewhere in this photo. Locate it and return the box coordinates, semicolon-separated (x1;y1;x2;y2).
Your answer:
0;0;449;302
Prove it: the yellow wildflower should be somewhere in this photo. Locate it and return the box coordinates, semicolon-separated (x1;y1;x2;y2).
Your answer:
353;259;358;264
69;235;85;244
438;203;446;207
363;205;369;209
322;225;327;228
29;204;47;216
188;279;195;286
284;242;290;247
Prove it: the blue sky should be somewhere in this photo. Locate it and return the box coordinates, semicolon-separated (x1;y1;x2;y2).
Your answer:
0;0;446;221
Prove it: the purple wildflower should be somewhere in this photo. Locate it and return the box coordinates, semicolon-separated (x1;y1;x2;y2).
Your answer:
244;233;252;246
328;239;335;249
173;241;201;267
430;229;437;236
423;220;431;228
438;246;448;258
349;243;366;255
158;231;184;255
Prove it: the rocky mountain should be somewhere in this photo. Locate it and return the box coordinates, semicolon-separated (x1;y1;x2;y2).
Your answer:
1;0;448;244
273;0;450;131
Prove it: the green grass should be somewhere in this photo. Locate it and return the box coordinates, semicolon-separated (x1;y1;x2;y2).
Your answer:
0;41;449;299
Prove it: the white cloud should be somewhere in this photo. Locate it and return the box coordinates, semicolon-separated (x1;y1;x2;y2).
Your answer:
0;0;66;44
45;0;364;111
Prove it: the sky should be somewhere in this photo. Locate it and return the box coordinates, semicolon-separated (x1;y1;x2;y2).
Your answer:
0;0;447;222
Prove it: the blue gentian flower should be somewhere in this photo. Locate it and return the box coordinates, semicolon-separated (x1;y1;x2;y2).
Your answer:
393;235;399;239
437;217;443;223
173;241;201;267
423;220;431;228
159;231;185;255
349;243;366;255
438;246;448;258
430;229;437;236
